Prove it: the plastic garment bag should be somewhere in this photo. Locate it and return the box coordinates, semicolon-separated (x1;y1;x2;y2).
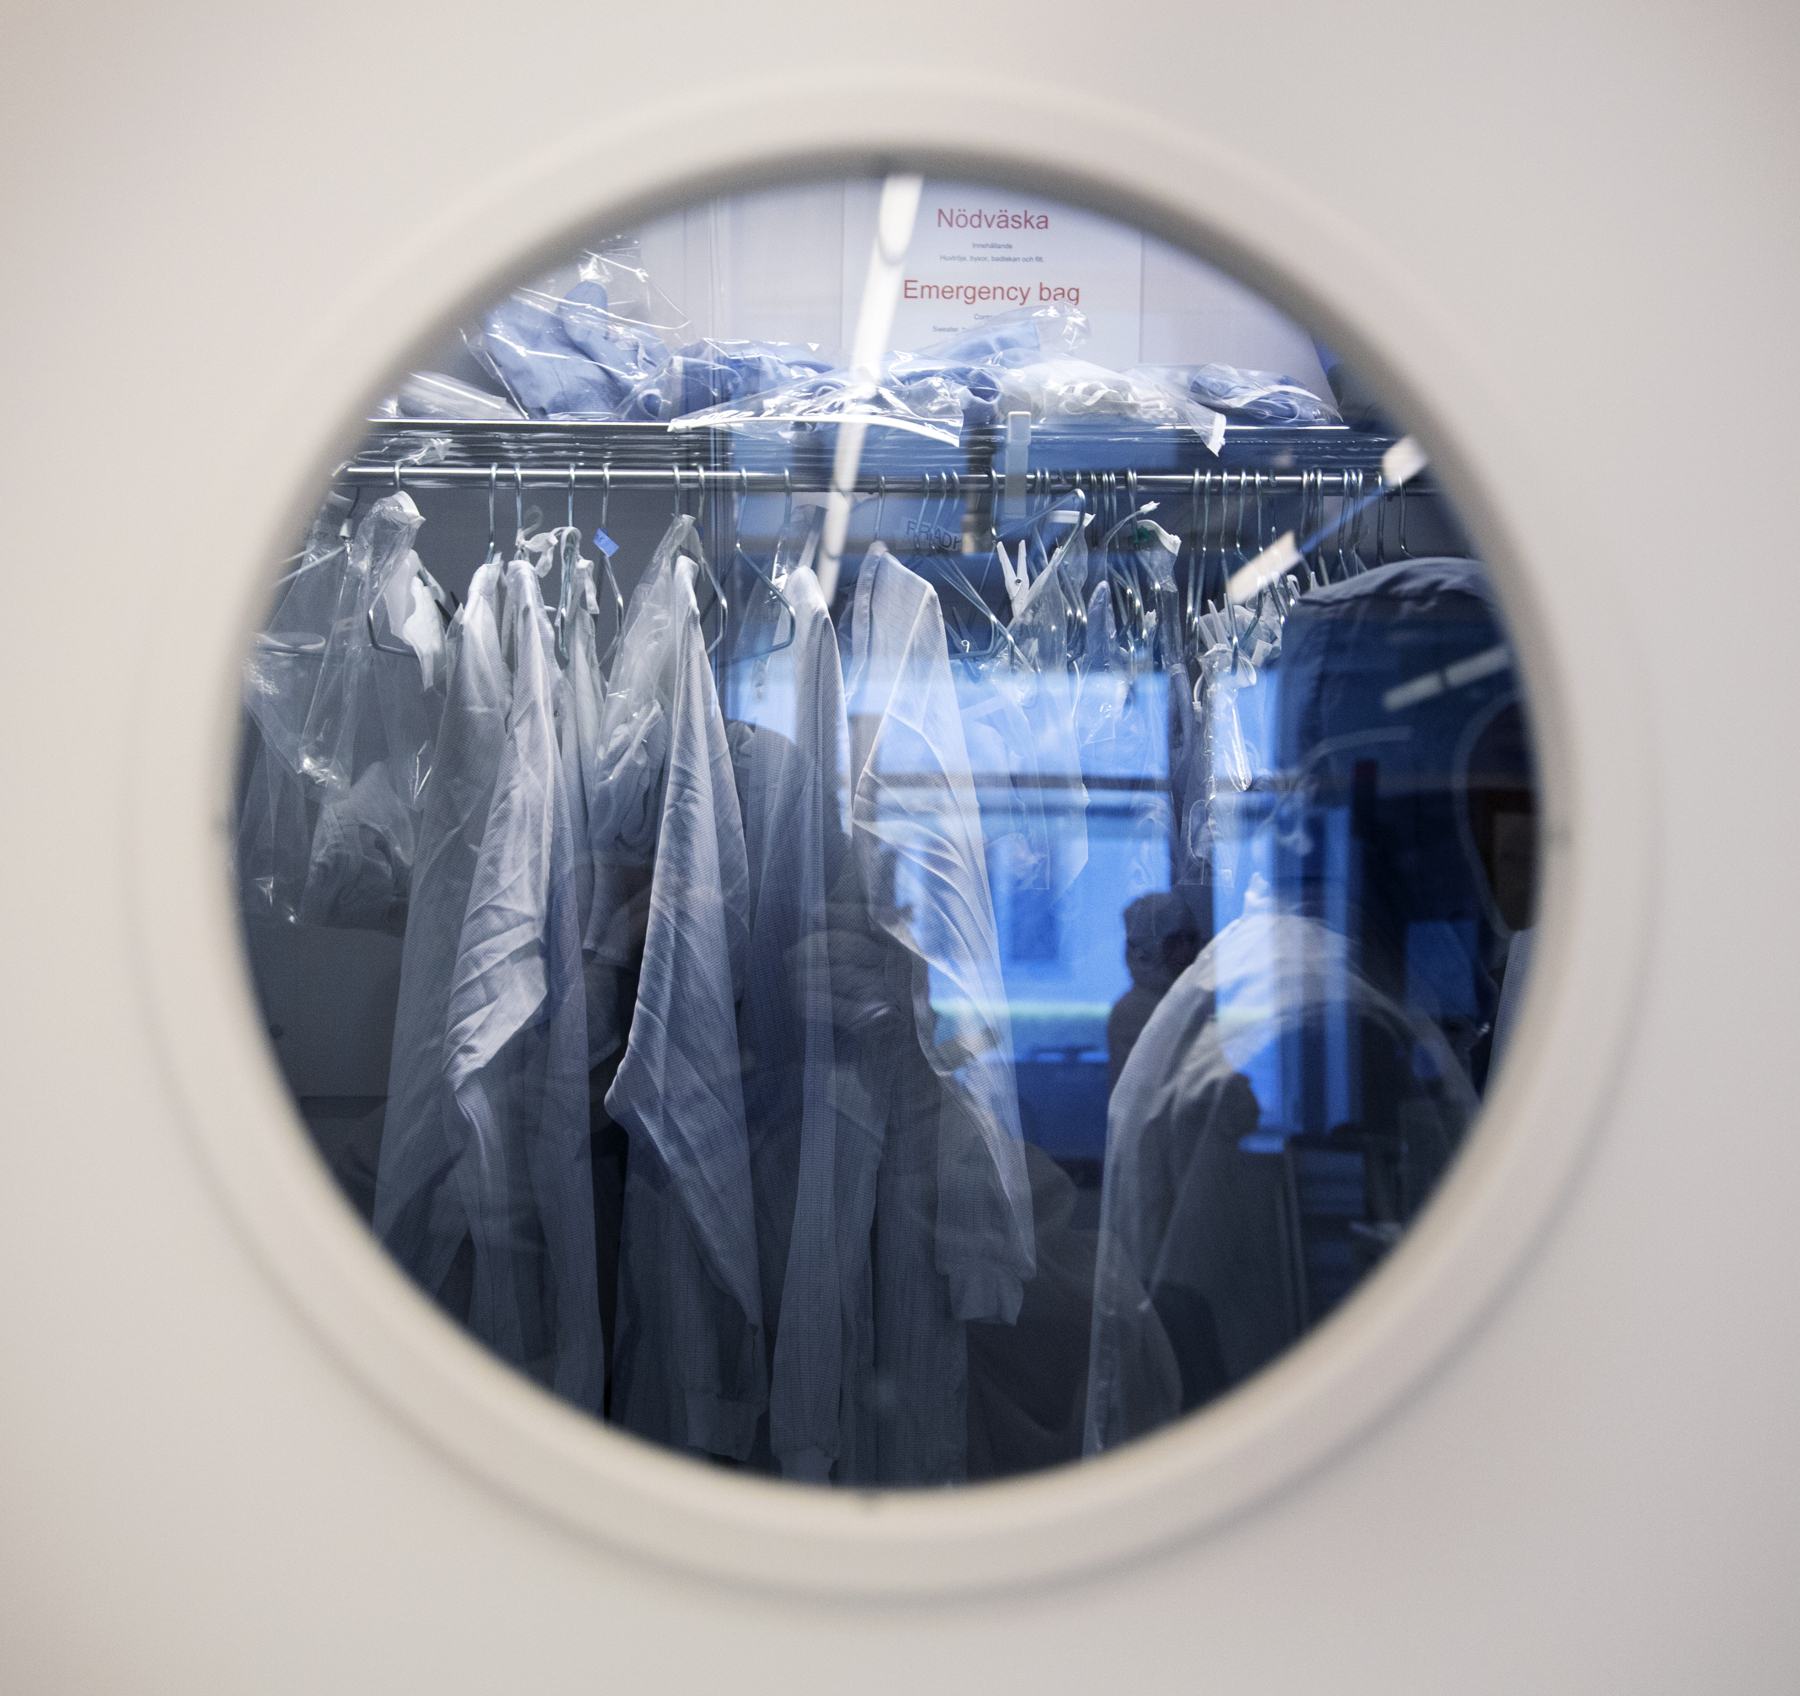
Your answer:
1182;599;1284;889
673;364;969;446
962;1141;1109;1479
984;353;1226;441
236;743;314;925
1084;907;1475;1456
244;492;355;777
600;518;766;1462
295;760;416;934
720;560;859;1480
385;370;526;422
238;491;353;922
953;642;1054;920
621;339;836;422
1074;579;1178;918
471;280;671;419
374;556;602;1410
1128;362;1342;426
831;545;1033;1482
1005;522;1090;906
842;552;1035;1279
298;493;421;798
545;546;617;1070
367;539;450;807
286;493;448;933
240;490;447;932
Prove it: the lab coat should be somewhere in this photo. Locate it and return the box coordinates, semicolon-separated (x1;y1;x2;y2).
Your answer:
375;555;603;1412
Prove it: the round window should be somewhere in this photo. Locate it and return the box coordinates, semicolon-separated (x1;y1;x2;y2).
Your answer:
232;169;1540;1490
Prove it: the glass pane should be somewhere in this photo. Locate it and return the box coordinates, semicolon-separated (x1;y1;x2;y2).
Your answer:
234;172;1539;1485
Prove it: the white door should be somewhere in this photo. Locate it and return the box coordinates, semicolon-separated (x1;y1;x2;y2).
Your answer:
3;8;1794;1692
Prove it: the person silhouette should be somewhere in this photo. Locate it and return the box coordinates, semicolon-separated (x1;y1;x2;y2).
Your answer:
1106;892;1205;1091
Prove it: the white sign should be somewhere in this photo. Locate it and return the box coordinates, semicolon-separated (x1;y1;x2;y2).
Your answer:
843;179;1145;372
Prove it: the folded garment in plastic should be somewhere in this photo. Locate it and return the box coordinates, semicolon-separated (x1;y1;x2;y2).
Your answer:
465;242;689;421
471;284;670;419
668;302;1214;443
673;365;967;444
1129;362;1341;426
622;338;836;422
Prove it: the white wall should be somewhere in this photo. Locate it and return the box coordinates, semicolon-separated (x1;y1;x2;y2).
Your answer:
3;5;1797;1693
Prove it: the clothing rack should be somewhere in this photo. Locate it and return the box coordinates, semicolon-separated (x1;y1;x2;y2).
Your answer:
343;418;1433;497
337;420;1450;604
335;462;1430;497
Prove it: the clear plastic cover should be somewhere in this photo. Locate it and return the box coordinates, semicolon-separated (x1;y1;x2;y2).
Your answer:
376;551;603;1405
1131;362;1344;426
239;491;447;932
620;338;837;423
841;544;1036;1332
388;371;525;423
238;493;352;922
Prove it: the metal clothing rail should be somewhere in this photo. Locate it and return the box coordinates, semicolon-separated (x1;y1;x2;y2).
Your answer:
333;462;1433;498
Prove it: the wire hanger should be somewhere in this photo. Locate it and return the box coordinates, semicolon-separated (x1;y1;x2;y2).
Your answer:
1183;470;1206;661
593;465;625;674
484;463;500;564
916;474;1015;663
729;468;796;663
554;463;583;668
1336;469;1364;579
675;469;730;679
1095;495;1161;653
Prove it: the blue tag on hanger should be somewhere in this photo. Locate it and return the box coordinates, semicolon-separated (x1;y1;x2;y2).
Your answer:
592;528;619;558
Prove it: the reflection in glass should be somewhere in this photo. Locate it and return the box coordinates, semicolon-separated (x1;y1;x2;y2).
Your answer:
234;174;1538;1486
